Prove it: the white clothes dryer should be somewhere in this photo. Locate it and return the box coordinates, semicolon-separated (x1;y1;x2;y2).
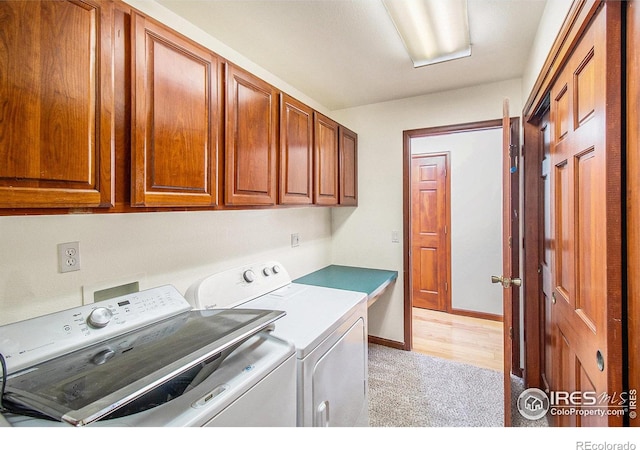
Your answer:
186;261;369;427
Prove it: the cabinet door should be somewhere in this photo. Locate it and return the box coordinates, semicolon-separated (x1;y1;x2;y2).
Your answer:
339;126;358;206
313;113;339;205
0;0;114;208
131;13;221;207
226;64;278;206
279;94;313;205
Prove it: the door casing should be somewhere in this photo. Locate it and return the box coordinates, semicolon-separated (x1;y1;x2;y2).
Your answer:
402;118;521;373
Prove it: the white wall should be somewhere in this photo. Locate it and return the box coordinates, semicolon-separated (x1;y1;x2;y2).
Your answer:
521;0;573;106
411;128;503;316
331;78;523;344
0;208;331;325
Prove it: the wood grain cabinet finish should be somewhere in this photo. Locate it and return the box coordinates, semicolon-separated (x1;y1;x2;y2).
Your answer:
0;0;115;208
225;64;278;206
339;126;358;206
131;12;222;207
279;94;313;205
313;112;339;205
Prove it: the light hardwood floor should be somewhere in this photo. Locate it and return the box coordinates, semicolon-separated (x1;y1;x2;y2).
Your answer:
412;307;504;372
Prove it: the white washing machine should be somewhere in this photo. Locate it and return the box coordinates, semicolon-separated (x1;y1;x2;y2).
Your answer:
0;285;296;427
186;261;369;427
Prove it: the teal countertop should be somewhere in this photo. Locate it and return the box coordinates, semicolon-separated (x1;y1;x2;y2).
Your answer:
294;265;398;306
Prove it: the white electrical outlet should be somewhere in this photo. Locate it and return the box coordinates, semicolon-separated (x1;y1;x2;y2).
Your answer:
58;241;80;273
291;233;300;247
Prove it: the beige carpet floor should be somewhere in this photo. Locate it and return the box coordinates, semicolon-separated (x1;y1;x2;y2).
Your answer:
368;344;549;427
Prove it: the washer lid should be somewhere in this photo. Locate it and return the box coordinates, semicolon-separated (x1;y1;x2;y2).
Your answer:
1;308;284;426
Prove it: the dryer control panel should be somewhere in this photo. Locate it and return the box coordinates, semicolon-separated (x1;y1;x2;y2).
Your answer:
0;285;191;375
185;261;291;310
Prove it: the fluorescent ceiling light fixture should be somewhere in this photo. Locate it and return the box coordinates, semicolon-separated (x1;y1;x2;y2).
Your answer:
382;0;471;68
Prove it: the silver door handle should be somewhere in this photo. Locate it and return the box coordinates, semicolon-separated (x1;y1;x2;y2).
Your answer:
491;275;522;288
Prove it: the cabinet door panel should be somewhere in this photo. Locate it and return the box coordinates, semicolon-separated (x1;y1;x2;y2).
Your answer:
225;64;278;205
280;94;313;205
339;126;358;206
0;0;114;207
131;13;221;207
314;113;339;205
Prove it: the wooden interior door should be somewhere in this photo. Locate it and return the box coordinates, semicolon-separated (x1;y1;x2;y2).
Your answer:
492;99;519;427
410;153;450;312
545;4;623;426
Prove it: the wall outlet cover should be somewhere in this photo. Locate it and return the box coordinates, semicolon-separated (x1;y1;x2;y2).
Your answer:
58;242;80;273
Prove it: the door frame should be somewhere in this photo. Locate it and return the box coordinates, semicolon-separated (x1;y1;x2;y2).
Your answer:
522;104;547;390
403;118;521;373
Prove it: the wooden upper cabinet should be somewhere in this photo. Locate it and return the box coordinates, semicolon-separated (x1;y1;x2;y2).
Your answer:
0;0;115;208
225;64;278;206
279;94;313;205
339;126;358;206
313;112;339;205
131;13;222;207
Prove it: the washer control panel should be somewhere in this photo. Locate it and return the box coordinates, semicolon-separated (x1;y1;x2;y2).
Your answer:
0;285;191;375
185;261;290;310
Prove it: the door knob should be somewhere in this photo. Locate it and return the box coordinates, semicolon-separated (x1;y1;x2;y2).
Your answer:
491;275;522;289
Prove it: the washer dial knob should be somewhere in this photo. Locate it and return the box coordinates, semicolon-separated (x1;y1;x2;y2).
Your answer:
87;307;113;329
243;270;256;283
272;265;281;274
263;267;272;277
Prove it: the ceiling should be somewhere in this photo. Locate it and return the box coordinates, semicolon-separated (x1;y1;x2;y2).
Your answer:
156;0;547;111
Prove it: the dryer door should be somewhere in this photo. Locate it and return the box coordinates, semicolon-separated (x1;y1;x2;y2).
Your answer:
312;317;367;427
